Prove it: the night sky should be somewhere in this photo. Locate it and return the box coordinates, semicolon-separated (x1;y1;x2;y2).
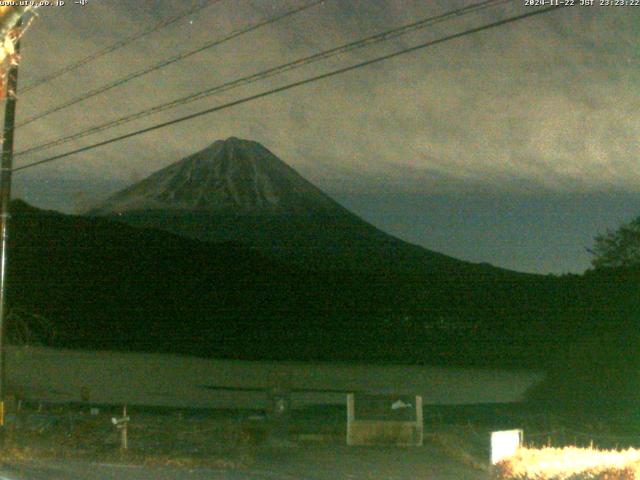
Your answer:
8;0;640;274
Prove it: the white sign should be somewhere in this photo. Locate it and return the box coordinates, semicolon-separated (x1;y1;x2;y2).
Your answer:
491;429;523;464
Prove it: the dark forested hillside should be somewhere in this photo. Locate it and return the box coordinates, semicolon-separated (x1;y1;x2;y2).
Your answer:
6;200;637;371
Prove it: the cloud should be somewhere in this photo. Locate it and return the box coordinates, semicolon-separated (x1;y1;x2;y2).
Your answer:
10;0;639;206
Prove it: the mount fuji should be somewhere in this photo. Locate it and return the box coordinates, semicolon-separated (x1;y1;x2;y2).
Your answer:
88;137;504;275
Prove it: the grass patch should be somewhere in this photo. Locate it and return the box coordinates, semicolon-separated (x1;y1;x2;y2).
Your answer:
0;407;259;469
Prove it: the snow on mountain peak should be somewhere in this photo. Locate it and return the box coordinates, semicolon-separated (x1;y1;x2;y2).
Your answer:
89;138;342;215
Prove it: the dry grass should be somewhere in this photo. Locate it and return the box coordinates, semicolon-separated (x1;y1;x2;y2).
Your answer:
0;409;258;469
0;444;252;471
0;445;43;464
494;447;640;480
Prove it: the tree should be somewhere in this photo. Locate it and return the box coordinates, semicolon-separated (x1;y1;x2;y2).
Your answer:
588;216;640;269
6;307;56;346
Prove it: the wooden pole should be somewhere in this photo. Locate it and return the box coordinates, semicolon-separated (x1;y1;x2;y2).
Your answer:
121;405;128;450
0;15;22;428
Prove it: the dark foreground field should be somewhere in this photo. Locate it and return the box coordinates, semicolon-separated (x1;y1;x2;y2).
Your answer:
0;403;636;480
0;446;483;480
0;404;493;480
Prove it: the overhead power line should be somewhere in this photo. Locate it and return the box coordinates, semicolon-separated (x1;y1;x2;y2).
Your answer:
21;0;223;94
15;0;324;130
14;5;567;173
16;0;511;158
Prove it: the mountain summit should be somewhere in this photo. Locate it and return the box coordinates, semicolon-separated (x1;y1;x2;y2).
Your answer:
88;137;501;274
89;137;341;216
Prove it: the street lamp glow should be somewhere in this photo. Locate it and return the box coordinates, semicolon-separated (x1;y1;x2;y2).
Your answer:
491;429;523;465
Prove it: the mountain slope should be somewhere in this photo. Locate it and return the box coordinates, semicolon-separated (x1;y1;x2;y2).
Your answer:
88;137;496;274
8;200;294;355
9;200;639;369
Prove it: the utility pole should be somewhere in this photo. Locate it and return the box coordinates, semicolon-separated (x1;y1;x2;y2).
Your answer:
0;15;22;427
